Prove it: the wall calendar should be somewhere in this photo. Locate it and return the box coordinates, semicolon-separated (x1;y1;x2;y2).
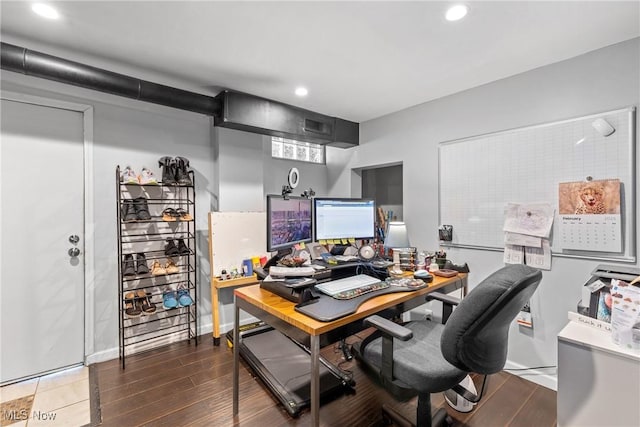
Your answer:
558;179;622;252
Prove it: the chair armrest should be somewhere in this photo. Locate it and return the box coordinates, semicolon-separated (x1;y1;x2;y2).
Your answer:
425;292;461;306
364;315;413;341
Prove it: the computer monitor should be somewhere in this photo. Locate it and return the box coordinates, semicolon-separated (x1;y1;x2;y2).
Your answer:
313;198;376;241
266;195;313;253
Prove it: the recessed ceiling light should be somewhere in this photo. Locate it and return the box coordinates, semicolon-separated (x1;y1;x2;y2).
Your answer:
32;3;60;19
295;87;308;97
445;4;468;21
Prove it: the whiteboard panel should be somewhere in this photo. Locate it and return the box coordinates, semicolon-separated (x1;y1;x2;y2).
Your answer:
439;107;635;261
208;211;267;276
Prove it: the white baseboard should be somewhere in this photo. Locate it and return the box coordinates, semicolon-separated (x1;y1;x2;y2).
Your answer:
504;360;557;391
85;348;119;365
85;318;214;365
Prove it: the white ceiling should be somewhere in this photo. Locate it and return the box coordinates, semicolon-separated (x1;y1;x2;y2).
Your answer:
1;1;638;122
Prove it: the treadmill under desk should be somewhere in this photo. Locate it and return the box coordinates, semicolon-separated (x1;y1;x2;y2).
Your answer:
228;325;353;417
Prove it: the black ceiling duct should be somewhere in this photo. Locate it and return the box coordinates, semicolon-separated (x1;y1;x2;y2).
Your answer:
0;42;358;146
0;42;217;115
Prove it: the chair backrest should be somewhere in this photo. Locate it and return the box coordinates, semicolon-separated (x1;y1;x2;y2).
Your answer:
440;264;542;374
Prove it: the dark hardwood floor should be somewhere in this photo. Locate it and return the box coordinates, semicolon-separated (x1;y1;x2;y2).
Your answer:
95;333;556;426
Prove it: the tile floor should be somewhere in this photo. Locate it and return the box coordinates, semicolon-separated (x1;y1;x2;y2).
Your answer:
0;366;91;427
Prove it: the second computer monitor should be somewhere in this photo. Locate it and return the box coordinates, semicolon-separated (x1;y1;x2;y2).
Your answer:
314;198;376;241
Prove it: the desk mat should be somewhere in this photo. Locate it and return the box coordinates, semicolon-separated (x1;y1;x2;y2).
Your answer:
295;285;425;322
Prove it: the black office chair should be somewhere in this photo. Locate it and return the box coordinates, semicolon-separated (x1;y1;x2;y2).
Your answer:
353;264;542;427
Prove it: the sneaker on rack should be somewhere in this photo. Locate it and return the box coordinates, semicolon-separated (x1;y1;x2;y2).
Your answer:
164;239;180;256
138;167;158;185
136;253;150;275
120;166;138;184
133;197;152;221
176;283;194;307
122;254;136;276
176;238;190;255
121;200;137;222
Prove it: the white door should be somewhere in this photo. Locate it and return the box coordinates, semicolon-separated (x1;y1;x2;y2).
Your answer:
0;99;85;384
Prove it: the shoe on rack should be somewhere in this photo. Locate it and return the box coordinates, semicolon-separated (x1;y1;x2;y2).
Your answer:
138;167;158;185
151;260;166;276
136;290;156;314
121;200;137;223
176;208;193;221
176;238;190;255
175;157;192;186
124;292;142;317
133;197;151;221
136;253;149;275
177;283;193;307
122;254;136;276
164;239;180;256
158;156;177;185
120;166;138;185
161;208;179;222
165;259;179;274
162;289;179;310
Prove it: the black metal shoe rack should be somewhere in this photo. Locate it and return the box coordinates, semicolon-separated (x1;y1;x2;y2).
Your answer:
116;165;198;369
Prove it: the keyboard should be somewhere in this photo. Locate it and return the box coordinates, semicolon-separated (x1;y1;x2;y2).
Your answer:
269;266;316;277
315;274;389;300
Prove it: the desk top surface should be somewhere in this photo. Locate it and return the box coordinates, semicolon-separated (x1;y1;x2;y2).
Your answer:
234;273;467;336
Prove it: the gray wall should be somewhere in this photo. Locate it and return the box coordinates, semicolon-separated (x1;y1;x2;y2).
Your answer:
329;38;640;389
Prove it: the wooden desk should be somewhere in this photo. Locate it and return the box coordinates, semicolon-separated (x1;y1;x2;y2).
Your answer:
210;276;259;345
232;273;467;427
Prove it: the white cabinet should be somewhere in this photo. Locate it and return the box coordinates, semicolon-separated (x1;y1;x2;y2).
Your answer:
557;321;640;427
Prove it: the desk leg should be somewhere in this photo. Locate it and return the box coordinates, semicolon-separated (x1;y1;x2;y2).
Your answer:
212;284;220;345
233;297;240;418
310;334;320;427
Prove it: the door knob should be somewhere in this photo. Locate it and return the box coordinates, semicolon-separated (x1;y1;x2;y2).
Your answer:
68;248;81;257
69;235;80;244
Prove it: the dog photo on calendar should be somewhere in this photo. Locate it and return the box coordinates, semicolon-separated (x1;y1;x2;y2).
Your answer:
558;179;621;215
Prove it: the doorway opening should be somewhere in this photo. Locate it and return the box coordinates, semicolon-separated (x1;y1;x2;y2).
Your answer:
361;164;403;222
